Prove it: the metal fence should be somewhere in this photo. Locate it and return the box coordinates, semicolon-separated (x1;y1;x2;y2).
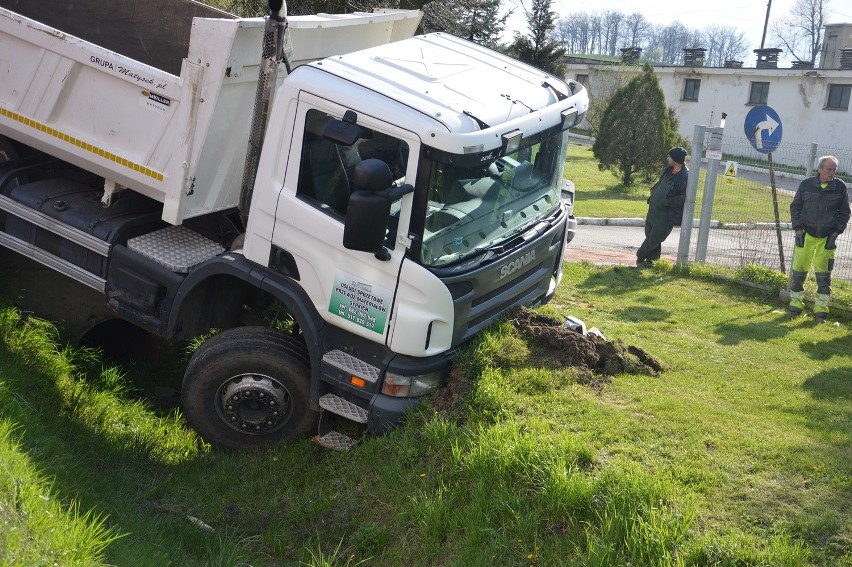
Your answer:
678;127;852;282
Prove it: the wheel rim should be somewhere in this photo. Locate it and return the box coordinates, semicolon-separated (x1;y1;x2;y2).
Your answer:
217;373;292;435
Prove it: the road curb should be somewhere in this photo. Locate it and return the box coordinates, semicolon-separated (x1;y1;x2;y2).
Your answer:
576;217;793;230
576;217;643;226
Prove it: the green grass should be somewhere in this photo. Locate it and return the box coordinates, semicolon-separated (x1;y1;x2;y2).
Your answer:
564;140;852;311
567;143;795;224
566;142;654;219
0;263;850;565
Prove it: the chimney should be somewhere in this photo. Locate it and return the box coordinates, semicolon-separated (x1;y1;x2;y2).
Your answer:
683;48;707;66
791;60;814;69
620;47;641;64
724;60;743;68
754;48;783;68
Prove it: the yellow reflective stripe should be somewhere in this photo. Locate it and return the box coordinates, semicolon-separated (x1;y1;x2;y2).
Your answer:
0;106;163;182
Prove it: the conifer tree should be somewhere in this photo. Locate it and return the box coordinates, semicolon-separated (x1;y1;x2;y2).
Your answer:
508;0;566;76
592;64;679;186
423;0;509;48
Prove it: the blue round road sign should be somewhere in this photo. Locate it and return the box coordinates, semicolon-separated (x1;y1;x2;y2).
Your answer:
744;105;782;154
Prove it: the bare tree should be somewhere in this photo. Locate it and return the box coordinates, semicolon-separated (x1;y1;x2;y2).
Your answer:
553;17;572;50
590;12;604;54
645;21;694;64
700;25;748;66
552;8;749;65
623;12;650;49
771;0;830;64
583;13;600;53
601;10;624;56
554;13;590;53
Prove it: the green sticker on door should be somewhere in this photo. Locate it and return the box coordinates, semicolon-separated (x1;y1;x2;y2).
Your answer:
329;271;391;334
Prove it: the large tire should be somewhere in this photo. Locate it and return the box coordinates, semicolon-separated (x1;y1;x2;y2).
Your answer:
181;327;318;449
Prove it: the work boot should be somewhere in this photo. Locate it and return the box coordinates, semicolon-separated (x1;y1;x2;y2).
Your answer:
787;306;803;318
814;312;827;324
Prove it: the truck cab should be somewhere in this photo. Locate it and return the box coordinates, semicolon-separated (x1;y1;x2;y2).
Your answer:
0;2;587;450
229;33;586;447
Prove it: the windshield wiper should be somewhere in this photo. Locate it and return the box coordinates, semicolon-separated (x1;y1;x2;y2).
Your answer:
462;110;490;130
489;220;552;253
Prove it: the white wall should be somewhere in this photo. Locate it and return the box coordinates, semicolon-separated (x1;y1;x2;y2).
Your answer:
569;62;851;170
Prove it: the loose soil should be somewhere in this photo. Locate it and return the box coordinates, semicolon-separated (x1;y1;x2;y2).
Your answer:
507;307;665;380
432;307;666;416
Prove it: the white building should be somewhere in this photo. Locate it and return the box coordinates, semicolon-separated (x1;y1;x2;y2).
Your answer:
820;23;852;69
568;29;852;171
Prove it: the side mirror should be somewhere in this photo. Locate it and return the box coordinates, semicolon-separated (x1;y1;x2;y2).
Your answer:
343;159;413;261
323;110;362;146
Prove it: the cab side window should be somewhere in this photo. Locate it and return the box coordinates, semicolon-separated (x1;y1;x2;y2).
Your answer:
296;109;409;219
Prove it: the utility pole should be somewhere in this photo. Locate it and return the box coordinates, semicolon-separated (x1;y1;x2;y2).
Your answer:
761;0;772;48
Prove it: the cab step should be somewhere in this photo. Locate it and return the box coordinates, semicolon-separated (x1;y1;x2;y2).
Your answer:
315;393;368;451
315;430;360;451
319;393;368;423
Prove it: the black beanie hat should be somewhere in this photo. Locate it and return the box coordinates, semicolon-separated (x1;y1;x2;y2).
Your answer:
669;147;687;165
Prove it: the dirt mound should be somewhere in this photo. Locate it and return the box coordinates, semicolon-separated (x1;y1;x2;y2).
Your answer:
507;307;666;381
430;307;666;416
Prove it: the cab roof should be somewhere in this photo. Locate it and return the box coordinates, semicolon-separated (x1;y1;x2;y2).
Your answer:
309;33;575;136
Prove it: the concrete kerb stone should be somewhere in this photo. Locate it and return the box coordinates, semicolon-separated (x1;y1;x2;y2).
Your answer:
569;132;800;232
569;133;594;145
576;217;793;230
576;217;643;226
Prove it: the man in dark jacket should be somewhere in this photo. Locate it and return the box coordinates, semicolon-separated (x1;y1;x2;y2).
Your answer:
788;155;850;322
636;147;688;267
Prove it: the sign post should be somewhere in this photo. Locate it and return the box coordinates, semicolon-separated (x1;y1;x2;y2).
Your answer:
677;125;705;267
744;105;785;272
695;118;726;263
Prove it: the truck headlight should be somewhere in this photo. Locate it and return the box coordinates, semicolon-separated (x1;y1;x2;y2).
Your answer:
381;371;443;397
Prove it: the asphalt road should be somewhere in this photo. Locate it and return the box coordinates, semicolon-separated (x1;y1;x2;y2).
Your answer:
568;220;783;268
567;222;675;265
568;219;852;282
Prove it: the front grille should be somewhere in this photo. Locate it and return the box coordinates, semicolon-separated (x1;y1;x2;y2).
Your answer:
438;211;567;345
470;261;546;310
466;261;550;332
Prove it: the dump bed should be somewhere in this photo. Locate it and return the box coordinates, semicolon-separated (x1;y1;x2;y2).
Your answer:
0;1;421;223
0;0;235;76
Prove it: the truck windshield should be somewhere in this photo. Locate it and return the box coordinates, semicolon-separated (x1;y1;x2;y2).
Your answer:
420;129;569;267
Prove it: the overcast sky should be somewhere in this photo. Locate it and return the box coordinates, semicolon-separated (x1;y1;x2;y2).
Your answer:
504;0;852;63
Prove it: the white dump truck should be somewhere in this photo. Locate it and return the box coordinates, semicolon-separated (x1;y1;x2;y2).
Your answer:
0;0;588;449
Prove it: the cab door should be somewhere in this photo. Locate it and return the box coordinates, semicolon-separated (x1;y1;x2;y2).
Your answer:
271;93;419;345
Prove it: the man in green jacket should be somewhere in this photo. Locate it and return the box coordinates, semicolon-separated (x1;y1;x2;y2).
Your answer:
636;147;688;267
788;155;850;322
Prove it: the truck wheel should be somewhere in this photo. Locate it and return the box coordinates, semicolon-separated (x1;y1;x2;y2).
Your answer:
181;327;318;449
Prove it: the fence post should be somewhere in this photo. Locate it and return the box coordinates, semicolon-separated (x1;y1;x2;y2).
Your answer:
677;125;705;266
695;124;726;263
809;142;818;176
